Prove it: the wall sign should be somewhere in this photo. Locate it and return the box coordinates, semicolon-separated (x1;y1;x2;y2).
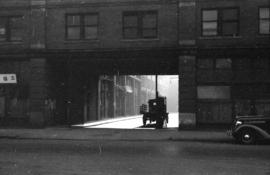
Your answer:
0;74;17;84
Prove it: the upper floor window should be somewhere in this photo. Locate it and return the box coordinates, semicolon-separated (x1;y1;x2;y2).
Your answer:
123;11;158;39
202;8;239;37
0;16;23;42
259;8;270;34
66;13;98;40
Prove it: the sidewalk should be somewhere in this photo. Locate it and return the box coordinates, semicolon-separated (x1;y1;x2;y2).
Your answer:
0;127;232;143
73;115;143;129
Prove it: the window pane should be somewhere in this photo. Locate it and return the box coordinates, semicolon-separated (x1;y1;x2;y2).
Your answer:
123;28;138;39
0;18;6;35
203;10;218;21
10;17;23;28
254;58;268;70
0;18;6;25
10;17;23;41
203;22;217;36
260;8;270;19
222;22;238;35
67;15;80;25
197;59;213;69
85;27;97;39
124;15;138;27
233;58;250;70
143;14;157;28
203;22;217;30
260;20;270;34
10;29;22;41
0;27;5;35
216;58;232;69
85;15;98;25
67;27;80;39
142;28;156;38
222;9;238;20
203;30;217;36
0;18;6;41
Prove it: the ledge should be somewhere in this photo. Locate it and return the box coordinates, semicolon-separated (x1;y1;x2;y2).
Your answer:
121;38;160;42
198;36;242;40
63;39;100;44
0;41;23;45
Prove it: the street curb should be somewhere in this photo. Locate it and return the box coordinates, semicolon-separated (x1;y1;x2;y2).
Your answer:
0;128;232;143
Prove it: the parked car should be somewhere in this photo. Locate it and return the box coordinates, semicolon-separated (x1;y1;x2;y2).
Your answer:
228;114;270;144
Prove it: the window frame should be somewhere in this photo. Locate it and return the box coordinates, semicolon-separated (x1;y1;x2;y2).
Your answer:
258;7;270;35
65;13;99;40
0;15;23;42
201;7;239;37
122;10;158;39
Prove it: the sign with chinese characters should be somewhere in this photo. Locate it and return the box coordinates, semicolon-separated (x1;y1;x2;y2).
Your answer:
0;74;17;84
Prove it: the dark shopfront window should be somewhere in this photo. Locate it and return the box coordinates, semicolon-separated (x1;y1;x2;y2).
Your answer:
197;58;232;70
197;58;232;82
232;57;269;71
202;8;239;36
259;7;270;35
0;16;23;42
123;11;158;39
66;13;98;40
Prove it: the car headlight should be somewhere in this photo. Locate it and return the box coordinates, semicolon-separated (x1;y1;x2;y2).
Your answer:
235;120;242;126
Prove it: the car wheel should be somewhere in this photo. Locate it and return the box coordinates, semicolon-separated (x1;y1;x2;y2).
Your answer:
162;118;168;128
143;117;147;126
155;118;163;129
240;129;256;145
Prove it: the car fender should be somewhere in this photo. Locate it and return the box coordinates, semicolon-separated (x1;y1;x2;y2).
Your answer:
235;124;270;139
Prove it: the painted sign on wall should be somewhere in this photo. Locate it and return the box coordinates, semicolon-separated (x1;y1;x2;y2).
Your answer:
0;74;17;84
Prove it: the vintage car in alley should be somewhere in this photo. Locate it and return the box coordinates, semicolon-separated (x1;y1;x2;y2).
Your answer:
228;114;270;144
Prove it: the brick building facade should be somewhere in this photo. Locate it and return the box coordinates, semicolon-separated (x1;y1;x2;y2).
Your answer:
0;0;269;127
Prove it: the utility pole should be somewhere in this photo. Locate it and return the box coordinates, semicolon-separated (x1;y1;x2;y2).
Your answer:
155;75;158;99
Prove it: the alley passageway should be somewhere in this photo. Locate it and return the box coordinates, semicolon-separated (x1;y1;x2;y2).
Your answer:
74;113;179;129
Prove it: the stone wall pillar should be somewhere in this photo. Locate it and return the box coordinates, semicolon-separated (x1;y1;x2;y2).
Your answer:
29;58;47;127
178;56;197;129
178;0;196;47
30;0;46;49
28;0;47;127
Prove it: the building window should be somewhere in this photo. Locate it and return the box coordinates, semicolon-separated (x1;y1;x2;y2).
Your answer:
0;16;23;42
197;58;214;69
197;86;231;99
123;11;158;39
259;8;270;34
233;58;251;70
216;58;232;69
66;13;98;40
202;8;239;36
198;58;232;69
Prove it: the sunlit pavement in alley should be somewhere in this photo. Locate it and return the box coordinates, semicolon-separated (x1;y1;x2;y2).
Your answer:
75;112;179;129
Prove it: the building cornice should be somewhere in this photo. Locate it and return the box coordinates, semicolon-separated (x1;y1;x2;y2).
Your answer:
0;0;177;10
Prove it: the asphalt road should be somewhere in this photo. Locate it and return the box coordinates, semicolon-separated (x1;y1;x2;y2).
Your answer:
1;138;270;175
